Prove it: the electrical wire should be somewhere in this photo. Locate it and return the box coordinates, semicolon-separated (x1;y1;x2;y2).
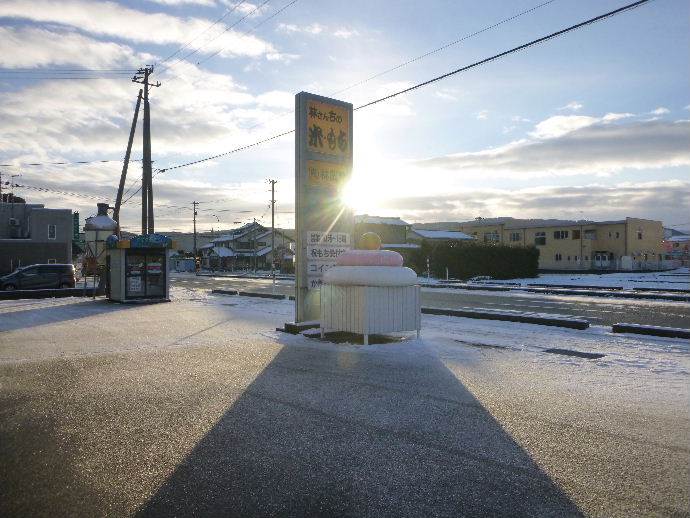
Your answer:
160;0;270;73
156;0;653;174
355;0;653;111
158;2;245;65
0;158;141;168
330;0;558;97
196;0;298;68
238;0;559;134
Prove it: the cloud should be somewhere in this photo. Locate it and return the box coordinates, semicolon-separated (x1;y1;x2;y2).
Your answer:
0;26;149;69
378;180;690;226
415;117;690;178
650;107;670;115
558;101;583;111
434;88;459;102
277;23;358;39
147;0;215;6
0;0;277;60
0;59;296;159
277;23;324;35
333;28;359;39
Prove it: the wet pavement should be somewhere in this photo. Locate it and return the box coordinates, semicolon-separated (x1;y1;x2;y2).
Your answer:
172;274;690;328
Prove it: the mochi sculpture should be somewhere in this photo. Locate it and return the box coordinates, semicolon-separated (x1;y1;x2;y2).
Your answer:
320;233;421;345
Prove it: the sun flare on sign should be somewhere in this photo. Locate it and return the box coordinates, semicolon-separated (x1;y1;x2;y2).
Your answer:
341;172;382;215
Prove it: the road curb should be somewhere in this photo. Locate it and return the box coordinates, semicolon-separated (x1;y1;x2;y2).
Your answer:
421;283;511;292
612;323;690;339
423;283;688;301
421;306;589;330
522;287;690;302
211;289;287;300
198;272;294;281
0;287;97;300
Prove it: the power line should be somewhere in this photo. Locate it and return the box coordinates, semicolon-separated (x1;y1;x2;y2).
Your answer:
354;0;652;110
158;1;245;65
196;0;298;68
0;76;133;81
239;0;558;135
158;130;294;172
330;0;558;97
160;0;270;74
0;158;142;168
12;183;112;201
156;0;653;174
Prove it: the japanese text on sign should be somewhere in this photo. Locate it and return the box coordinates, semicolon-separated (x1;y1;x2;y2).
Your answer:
307;100;349;157
308;246;349;261
307;160;349;188
307;231;351;246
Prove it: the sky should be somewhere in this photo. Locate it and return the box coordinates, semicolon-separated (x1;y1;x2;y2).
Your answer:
0;0;688;234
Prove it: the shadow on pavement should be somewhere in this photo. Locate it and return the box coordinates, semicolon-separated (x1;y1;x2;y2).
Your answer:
0;299;140;333
138;337;581;517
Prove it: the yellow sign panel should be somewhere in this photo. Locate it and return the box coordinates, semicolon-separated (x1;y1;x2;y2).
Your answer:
307;160;349;188
306;100;350;157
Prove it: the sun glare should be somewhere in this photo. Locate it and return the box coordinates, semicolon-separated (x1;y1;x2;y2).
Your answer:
341;174;382;215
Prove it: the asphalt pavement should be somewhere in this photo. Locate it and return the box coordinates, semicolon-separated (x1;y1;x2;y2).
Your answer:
1;294;688;517
171;274;690;328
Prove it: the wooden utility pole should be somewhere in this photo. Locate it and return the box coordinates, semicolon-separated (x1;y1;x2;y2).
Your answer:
132;66;160;235
113;89;142;229
192;201;199;257
268;179;277;283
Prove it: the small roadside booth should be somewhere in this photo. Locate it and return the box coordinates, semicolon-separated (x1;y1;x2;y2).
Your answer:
107;233;176;302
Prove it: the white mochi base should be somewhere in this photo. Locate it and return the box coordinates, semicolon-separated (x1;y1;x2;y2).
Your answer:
323;266;418;287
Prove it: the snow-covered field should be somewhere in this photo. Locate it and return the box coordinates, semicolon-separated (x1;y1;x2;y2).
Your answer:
475;268;689;290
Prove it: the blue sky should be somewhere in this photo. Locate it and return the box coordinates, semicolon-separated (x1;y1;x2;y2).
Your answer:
0;0;688;233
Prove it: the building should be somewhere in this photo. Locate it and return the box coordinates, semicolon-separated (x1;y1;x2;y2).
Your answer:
354;215;411;247
409;229;474;244
199;221;294;271
159;230;216;254
0;201;73;274
663;229;689;267
416;217;666;271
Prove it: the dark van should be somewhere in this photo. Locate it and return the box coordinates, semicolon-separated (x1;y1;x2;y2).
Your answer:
0;264;76;291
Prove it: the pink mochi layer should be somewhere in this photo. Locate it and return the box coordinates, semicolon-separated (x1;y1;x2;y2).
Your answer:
336;249;404;267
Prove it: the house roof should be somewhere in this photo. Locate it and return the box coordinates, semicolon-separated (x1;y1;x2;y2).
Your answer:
666;235;690;242
412;229;474;241
355;214;409;226
212;246;235;257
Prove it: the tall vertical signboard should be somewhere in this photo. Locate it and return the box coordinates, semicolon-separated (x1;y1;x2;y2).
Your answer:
295;92;354;322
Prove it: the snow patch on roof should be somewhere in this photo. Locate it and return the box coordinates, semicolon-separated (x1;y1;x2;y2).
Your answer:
355;215;409;226
413;229;474;240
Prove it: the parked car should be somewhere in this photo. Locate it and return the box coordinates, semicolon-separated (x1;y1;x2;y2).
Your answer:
0;264;77;291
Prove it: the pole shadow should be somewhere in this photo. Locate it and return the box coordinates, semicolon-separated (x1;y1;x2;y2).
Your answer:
138;337;582;517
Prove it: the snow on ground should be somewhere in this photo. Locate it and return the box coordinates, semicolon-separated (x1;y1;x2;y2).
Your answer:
171;286;690;383
478;268;689;290
1;286;687;391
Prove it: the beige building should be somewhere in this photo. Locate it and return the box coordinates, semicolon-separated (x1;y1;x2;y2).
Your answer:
423;217;666;271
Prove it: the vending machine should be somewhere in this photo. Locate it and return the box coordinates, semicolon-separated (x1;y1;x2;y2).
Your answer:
107;234;175;302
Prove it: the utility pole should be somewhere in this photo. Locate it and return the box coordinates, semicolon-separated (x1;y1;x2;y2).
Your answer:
113;89;142;229
132;66;160;235
268;179;277;286
192;201;199;258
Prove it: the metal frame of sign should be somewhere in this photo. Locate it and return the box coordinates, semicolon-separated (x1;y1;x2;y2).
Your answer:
295;92;354;322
